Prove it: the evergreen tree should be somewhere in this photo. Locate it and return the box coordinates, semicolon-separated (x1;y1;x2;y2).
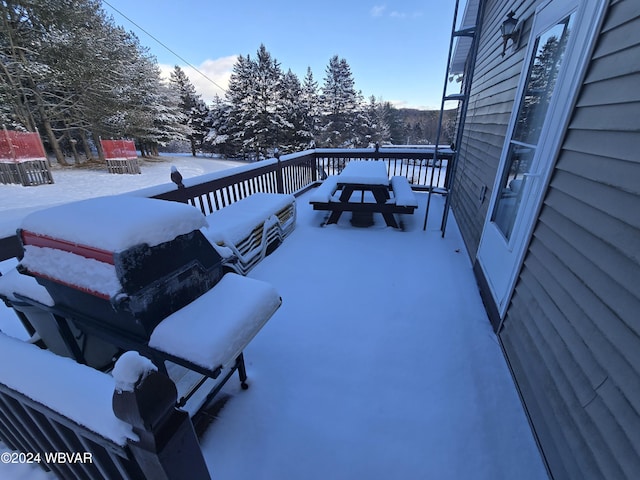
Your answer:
411;122;425;144
360;95;392;146
223;54;252;156
116;50;187;156
203;94;232;156
319;55;363;147
169;66;209;156
225;44;290;159
381;101;404;144
279;69;309;153
0;0;110;163
300;67;321;146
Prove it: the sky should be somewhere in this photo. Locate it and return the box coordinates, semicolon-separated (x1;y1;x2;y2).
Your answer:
100;0;466;110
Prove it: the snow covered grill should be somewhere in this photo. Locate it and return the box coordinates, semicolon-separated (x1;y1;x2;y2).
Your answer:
17;196;224;340
202;193;296;275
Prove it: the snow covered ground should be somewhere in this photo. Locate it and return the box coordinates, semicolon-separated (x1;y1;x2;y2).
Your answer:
0;156;548;479
0;154;246;239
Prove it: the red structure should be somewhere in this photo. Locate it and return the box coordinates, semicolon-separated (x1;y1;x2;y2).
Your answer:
0;129;53;186
100;139;140;174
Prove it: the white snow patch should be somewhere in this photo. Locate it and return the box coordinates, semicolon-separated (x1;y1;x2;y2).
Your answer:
335;160;389;185
0;332;136;445
20;195;207;252
202;193;294;245
0;266;54;306
20;245;121;298
391;176;419;207
307;176;339;203
111;351;158;392
149;273;280;370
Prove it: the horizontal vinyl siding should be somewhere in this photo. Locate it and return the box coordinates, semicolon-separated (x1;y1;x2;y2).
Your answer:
451;0;542;257
500;1;640;479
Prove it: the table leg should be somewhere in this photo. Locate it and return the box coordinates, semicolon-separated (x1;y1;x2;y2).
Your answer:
382;213;399;228
326;210;342;224
371;186;399;228
339;185;356;202
326;185;355;224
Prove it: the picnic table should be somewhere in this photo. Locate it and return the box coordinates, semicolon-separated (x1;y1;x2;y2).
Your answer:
309;161;418;228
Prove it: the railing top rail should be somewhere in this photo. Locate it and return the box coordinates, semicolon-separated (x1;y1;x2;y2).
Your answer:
0;147;453;261
0;331;135;451
313;148;454;159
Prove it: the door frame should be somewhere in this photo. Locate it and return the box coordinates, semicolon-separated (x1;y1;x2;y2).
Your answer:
475;0;607;327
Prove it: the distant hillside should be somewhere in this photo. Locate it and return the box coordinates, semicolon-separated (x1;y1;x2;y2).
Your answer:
395;108;458;145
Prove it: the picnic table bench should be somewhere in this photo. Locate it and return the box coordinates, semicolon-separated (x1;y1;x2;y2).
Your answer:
309;161;418;228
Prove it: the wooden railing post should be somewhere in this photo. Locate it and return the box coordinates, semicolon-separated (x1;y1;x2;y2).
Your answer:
311;150;318;183
274;149;285;193
112;357;211;480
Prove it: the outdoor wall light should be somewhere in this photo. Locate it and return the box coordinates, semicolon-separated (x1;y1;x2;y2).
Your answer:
501;11;521;56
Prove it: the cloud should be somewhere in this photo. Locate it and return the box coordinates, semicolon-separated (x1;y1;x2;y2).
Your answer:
371;5;423;19
386;99;434;110
159;55;238;103
370;5;386;17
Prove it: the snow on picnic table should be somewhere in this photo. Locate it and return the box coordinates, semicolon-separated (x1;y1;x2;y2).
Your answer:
0;157;548;479
334;160;389;185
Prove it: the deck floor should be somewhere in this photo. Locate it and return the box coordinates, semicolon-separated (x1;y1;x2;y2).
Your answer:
197;191;549;480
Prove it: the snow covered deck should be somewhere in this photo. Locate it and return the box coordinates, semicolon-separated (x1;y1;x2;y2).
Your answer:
197;190;548;479
0;188;548;479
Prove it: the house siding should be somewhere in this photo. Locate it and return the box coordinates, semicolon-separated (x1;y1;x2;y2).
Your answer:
451;0;640;478
450;0;541;257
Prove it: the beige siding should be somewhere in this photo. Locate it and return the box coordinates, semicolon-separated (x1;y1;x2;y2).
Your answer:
497;0;640;478
450;0;541;256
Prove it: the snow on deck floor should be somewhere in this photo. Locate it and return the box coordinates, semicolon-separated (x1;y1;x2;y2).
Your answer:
0;181;547;480
200;192;548;480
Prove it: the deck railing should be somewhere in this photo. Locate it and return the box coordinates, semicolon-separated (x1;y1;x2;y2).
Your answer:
0;147;451;478
0;382;144;479
0;339;211;480
0;147;453;261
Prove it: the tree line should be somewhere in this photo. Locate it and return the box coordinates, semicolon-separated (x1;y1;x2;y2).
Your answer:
1;0;453;165
176;45;456;159
0;0;188;165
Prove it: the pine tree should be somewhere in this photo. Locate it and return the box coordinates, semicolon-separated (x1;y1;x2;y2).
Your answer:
381;102;403;144
203;94;232;156
319;55;363;147
279;69;310;153
360;96;391;146
169;66;209;156
116;50;187;156
300;67;321;147
0;0;111;163
225;44;289;159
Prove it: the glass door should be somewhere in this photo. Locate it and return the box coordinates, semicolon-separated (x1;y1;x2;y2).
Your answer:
492;14;574;241
476;0;605;319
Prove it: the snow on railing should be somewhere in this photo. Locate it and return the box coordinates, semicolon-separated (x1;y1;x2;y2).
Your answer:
0;147;453;262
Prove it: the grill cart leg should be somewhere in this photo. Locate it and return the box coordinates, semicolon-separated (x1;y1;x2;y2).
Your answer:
236;353;249;390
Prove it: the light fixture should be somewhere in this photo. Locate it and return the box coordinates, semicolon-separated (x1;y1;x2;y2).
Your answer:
501;11;521;57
